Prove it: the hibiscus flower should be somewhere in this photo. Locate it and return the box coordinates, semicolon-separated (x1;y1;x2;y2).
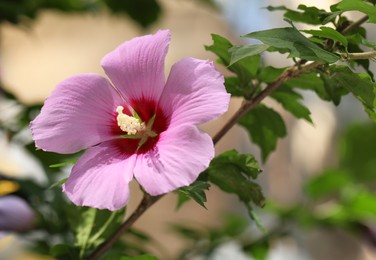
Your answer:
30;30;230;211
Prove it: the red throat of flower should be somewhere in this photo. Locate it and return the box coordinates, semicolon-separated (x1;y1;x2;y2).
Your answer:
112;98;169;155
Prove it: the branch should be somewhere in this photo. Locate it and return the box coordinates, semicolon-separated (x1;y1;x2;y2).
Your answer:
213;14;371;144
341;15;369;35
86;193;163;260
213;61;322;144
340;50;376;60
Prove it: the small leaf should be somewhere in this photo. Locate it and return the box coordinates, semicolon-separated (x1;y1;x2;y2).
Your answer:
238;105;287;162
321;11;342;24
50;244;72;257
305;169;352;199
177;181;210;209
73;207;126;257
221;214;249;237
229;44;269;66
340;123;376;182
48;178;68;190
284;72;347;105
49;159;76;168
270;86;313;123
302;26;348;48
224;77;252;98
206;34;260;97
337;0;376;24
329;66;376;118
266;5;324;25
75;208;97;258
210;150;262;179
244;27;340;63
258;66;286;83
206;150;264;207
246;204;266;232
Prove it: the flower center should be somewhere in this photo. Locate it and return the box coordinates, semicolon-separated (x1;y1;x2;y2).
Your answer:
112;99;169;155
116;106;145;135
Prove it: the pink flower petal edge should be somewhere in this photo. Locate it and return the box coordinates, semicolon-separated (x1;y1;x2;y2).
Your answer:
134;125;214;196
101;30;170;102
63;142;136;211
159;57;230;128
30;74;123;154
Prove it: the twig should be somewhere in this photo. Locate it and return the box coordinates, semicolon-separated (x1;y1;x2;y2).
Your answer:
213;61;321;144
341;15;369;35
86;193;163;260
340;50;376;60
213;14;371;144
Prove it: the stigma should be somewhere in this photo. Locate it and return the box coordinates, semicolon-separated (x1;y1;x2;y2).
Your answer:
116;106;145;135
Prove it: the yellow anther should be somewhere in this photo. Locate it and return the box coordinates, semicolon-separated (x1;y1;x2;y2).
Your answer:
116;106;145;135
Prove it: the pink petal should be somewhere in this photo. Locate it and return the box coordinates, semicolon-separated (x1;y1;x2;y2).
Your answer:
134;125;214;195
63;142;136;211
30;74;123;154
101;30;170;102
159;58;230;127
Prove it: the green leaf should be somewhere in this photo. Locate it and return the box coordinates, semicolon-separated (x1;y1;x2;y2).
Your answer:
238;105;287;162
49;159;76;168
246;205;266;233
345;190;376;220
75;208;97;258
258;66;286;83
50;244;76;258
206;34;260;98
284;72;347;105
270;86;313;123
322;11;342;24
319;72;349;105
177;181;210;209
229;44;269;66
337;0;376;23
221;214;249;237
305;169;352;199
340;123;376;182
302;26;348;48
206;150;264;206
266;5;326;25
224;77;252;98
73;207;126;257
329;66;376;118
211;150;262;179
244;27;340;63
48;177;67;190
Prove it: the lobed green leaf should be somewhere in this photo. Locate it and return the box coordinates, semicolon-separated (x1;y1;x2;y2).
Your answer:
285;72;347;105
73;207;126;257
206;34;260;98
302;26;348;48
238;105;287;162
270;86;313;123
229;44;269;66
244;27;340;63
329;66;376;119
265;4;333;25
337;0;376;23
206;150;264;207
177;181;210;209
